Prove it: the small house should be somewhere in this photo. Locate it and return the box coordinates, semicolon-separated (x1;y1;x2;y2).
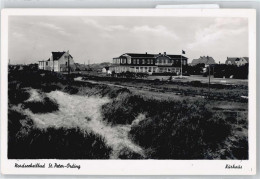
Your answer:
39;51;76;72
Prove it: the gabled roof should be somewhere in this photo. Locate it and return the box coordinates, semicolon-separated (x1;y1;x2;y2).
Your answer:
52;52;73;61
191;56;216;65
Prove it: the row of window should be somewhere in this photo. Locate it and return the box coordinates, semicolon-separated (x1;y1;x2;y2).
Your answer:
113;58;187;65
113;66;181;73
133;59;154;64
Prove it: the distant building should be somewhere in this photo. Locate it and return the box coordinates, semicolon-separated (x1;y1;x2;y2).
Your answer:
225;57;248;66
39;51;76;72
190;56;216;66
110;52;188;74
102;66;110;73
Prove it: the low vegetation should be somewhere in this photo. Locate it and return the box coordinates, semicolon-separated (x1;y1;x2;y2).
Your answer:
8;109;112;159
22;96;59;114
101;92;248;159
8;68;248;159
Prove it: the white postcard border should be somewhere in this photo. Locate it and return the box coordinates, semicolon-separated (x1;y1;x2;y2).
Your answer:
1;8;256;175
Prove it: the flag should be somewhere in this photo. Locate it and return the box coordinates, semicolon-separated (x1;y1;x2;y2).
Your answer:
182;50;185;54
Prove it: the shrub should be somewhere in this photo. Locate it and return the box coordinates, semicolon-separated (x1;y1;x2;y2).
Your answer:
8;109;112;159
22;97;59;113
8;88;30;105
129;103;233;159
9;127;112;159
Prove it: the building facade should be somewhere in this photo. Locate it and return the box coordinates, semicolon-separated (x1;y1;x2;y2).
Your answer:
110;52;188;74
39;51;76;72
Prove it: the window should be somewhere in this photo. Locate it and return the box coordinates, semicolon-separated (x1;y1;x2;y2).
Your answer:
133;59;136;64
137;59;139;64
147;59;150;64
149;67;152;72
142;59;145;64
159;59;162;64
151;59;153;64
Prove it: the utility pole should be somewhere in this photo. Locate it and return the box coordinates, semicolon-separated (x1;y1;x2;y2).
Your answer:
68;51;70;75
207;56;211;99
180;54;182;77
53;57;54;72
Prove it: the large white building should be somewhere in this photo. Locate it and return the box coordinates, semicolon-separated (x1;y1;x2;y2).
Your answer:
110;52;188;74
39;51;76;72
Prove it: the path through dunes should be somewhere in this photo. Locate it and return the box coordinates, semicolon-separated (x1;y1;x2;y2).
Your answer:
23;89;145;159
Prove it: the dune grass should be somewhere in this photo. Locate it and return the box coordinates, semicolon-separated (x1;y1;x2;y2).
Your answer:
101;92;248;159
8;109;112;159
8;69;248;159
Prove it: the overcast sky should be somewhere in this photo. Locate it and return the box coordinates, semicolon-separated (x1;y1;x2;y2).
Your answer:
9;16;248;64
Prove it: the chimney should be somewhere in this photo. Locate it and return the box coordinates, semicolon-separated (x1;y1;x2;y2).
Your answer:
164;52;166;55
145;52;147;54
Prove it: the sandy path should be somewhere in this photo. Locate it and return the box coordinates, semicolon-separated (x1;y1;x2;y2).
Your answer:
24;89;145;159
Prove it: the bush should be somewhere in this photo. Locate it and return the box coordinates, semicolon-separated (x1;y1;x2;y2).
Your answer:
9;127;112;159
8;88;30;105
22;97;59;113
8;109;112;159
101;92;235;159
129;103;233;159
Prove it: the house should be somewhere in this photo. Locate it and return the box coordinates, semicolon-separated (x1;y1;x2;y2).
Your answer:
101;66;110;73
110;52;188;74
39;51;76;72
190;56;216;66
225;57;248;66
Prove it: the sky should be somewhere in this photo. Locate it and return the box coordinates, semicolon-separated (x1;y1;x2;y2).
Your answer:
8;16;248;64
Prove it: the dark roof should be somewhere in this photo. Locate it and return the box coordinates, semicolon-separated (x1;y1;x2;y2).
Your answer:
226;57;249;64
243;57;249;62
52;52;73;61
118;53;187;59
225;57;240;65
165;55;188;59
122;53;155;58
191;56;216;65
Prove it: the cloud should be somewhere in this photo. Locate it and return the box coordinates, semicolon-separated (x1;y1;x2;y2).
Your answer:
187;18;247;49
12;32;24;38
83;19;126;32
37;22;69;36
132;25;179;40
